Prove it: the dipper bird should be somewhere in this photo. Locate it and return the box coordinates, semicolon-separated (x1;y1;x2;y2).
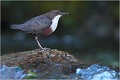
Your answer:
10;10;68;49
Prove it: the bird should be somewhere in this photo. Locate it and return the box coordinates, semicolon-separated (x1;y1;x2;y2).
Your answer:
10;10;68;49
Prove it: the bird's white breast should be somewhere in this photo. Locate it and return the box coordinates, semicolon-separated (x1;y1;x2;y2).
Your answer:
50;15;62;32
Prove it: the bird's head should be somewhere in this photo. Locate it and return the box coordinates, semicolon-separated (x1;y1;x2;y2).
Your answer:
45;10;68;20
50;10;68;16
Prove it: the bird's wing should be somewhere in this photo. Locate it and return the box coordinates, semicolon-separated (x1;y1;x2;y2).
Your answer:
20;16;52;34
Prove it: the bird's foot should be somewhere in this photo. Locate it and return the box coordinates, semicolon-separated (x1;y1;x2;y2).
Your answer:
38;47;50;51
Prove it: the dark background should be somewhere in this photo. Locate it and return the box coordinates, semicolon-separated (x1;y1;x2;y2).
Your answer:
1;1;119;67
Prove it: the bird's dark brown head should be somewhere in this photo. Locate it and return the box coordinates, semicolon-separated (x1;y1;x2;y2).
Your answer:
44;10;68;20
49;10;68;15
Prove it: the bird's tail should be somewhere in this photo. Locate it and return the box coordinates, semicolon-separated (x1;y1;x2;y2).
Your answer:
10;24;22;30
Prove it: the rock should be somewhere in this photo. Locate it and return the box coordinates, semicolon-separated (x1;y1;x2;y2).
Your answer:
1;48;86;78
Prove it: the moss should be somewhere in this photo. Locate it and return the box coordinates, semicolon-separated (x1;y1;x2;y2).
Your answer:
25;71;37;79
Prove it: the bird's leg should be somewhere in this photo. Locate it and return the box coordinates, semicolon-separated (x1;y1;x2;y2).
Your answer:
35;36;43;49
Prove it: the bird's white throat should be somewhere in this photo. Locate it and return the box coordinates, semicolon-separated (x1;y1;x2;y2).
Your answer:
50;15;62;32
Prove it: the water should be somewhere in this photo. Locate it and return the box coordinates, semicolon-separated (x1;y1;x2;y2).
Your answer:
0;64;119;79
76;64;119;80
0;65;26;79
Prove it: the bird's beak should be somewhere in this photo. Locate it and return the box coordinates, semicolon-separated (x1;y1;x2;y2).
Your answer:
62;12;68;15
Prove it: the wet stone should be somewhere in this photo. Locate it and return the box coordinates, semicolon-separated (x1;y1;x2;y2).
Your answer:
1;48;86;79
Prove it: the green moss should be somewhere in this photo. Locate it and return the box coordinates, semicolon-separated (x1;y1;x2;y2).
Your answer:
25;71;37;79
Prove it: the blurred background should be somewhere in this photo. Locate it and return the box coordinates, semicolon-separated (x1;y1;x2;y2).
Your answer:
1;1;119;67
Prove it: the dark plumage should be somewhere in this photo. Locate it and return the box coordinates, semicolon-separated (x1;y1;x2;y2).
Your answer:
10;10;68;49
